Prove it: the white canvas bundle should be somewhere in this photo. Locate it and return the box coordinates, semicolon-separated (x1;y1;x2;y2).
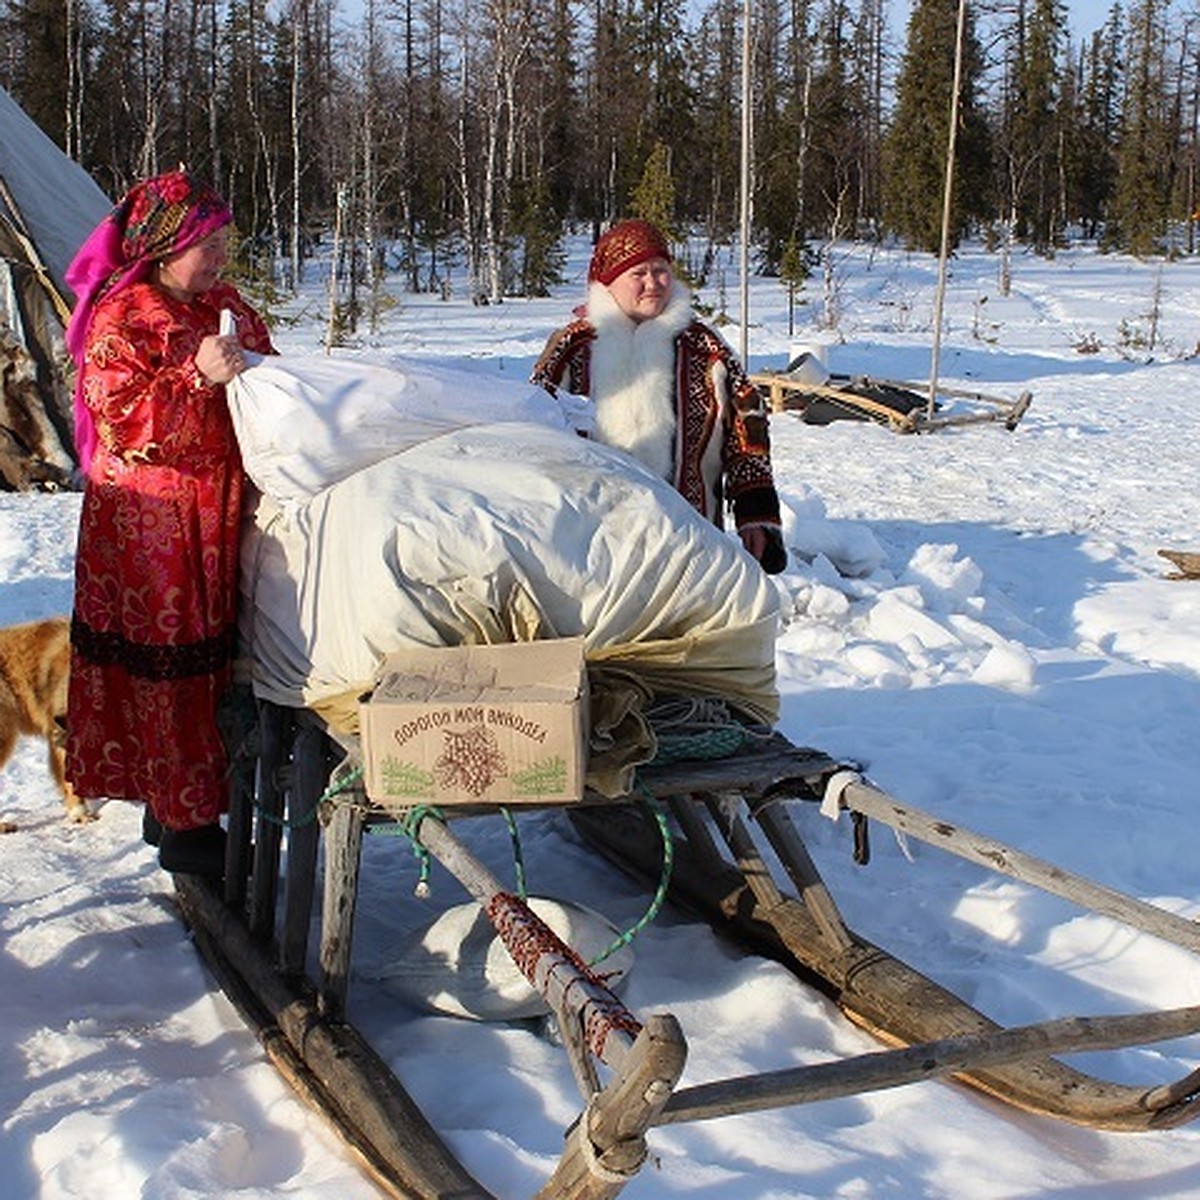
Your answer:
226;351;576;503
241;420;780;722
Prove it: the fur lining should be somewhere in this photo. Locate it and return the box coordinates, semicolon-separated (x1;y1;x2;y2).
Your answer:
586;280;693;480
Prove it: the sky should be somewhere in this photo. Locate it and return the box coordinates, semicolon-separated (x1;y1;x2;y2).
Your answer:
2;235;1200;1199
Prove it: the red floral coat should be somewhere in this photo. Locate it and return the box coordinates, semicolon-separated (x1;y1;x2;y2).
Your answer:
66;280;273;829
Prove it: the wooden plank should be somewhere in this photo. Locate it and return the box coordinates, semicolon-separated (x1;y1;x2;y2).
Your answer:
318;796;366;1020
250;703;291;942
630;740;839;801
666;795;728;877
222;691;258;909
753;802;854;953
702;791;789;911
279;719;327;975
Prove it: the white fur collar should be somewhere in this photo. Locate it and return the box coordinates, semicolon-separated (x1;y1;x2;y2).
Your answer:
585;280;693;481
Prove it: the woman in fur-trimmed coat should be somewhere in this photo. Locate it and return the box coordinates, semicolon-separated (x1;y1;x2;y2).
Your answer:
531;219;786;574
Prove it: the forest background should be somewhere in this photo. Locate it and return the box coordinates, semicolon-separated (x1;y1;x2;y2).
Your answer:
1;0;1198;332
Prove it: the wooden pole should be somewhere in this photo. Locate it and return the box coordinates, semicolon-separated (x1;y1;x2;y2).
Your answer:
410;812;687;1199
412;812;644;1072
534;1014;687;1200
658;1006;1200;1126
840;778;1200;955
927;0;968;418
0;174;73;324
738;0;752;365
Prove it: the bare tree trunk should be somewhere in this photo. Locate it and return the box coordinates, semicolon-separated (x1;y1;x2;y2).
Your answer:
821;184;848;330
65;0;82;160
326;181;347;352
455;52;480;300
290;2;304;290
482;89;502;302
209;0;221;185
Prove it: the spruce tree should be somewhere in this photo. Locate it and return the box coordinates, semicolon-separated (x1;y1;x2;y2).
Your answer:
1074;12;1122;239
1004;0;1068;251
1113;0;1172;253
883;0;991;252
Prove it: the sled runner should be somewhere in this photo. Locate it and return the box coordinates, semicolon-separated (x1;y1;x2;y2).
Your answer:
173;698;1200;1200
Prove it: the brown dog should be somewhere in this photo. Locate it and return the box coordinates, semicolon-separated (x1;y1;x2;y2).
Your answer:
0;617;90;825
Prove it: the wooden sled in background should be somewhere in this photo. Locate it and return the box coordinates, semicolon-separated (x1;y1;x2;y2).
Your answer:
751;364;1033;434
173;701;1200;1200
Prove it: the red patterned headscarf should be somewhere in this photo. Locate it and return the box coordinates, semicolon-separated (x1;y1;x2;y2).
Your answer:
64;168;232;469
588;219;672;286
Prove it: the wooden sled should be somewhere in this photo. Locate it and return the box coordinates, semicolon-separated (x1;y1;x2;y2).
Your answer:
1158;548;1200;580
751;368;1033;434
173;702;1200;1200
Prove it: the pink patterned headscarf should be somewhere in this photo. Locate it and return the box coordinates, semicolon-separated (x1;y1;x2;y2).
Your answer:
65;168;232;470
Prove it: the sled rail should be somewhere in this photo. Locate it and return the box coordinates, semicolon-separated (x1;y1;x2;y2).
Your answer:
831;775;1200;955
659;1008;1200;1127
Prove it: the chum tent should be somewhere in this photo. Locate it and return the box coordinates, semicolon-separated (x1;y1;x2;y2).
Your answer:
0;85;110;489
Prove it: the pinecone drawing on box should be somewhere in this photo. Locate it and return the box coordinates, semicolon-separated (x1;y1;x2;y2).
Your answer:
434;725;508;796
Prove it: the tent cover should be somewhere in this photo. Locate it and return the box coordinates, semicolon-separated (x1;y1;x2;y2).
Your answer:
0;85;110;488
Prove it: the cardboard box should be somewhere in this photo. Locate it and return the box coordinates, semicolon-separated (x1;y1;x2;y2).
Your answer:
360;638;588;808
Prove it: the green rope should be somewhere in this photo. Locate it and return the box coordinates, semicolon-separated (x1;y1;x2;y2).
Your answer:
644;695;772;766
380;804;446;897
651;724;746;764
588;793;674;968
500;807;528;900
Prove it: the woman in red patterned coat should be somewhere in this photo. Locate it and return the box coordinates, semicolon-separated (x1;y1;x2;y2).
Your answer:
63;169;274;878
531;218;787;574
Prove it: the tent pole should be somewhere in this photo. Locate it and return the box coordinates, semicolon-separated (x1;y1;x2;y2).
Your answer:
927;0;968;420
0;173;73;325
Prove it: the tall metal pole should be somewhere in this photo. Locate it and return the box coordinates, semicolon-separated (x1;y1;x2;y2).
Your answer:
928;0;967;419
739;0;752;365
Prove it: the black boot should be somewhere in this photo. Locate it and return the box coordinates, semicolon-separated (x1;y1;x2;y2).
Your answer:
158;823;226;878
142;806;163;847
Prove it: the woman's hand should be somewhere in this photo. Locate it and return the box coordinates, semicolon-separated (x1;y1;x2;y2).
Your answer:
194;334;246;384
740;525;767;561
740;525;788;574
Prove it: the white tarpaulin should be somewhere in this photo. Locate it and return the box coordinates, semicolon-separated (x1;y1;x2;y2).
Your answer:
240;420;779;736
227;351;583;502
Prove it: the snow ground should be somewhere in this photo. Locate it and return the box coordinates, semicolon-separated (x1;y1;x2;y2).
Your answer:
2;239;1199;1198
